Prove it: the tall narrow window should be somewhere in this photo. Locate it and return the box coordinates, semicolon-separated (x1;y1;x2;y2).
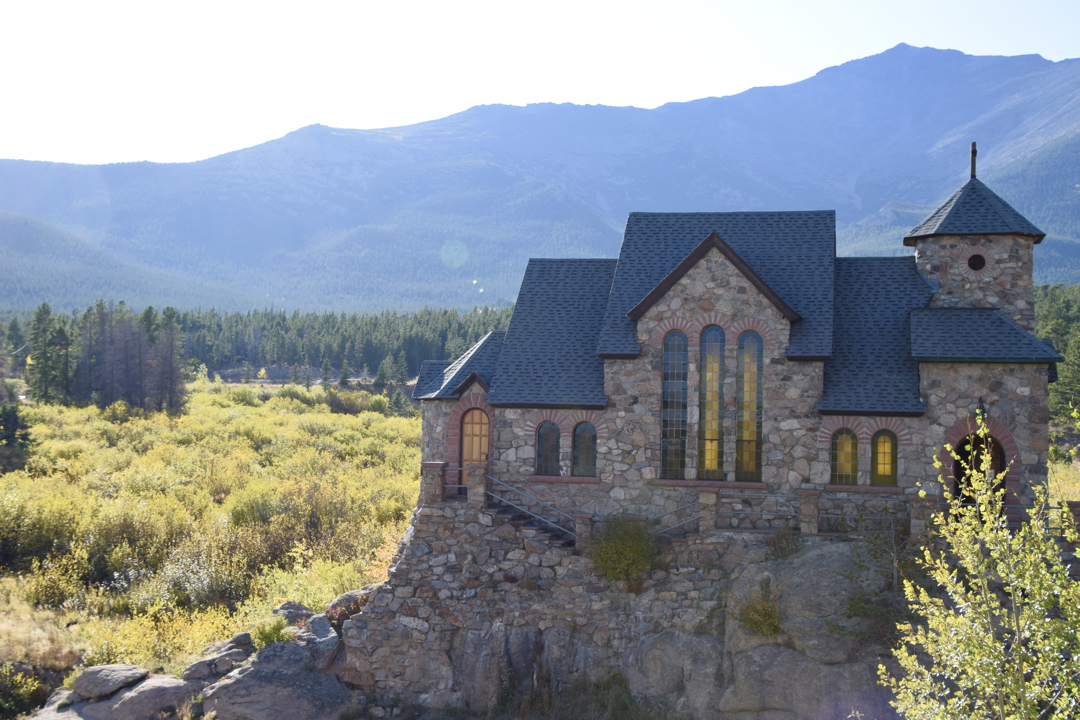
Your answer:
572;423;597;477
661;331;688;479
460;408;489;500
736;332;763;482
699;326;725;480
536;421;560;476
871;430;898;486
830;429;858;485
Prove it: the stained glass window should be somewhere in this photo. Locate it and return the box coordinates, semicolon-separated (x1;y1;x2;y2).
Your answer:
572;423;597;477
698;326;725;480
536;421;560;476
830;429;857;485
736;332;763;482
871;430;897;486
661;331;688;479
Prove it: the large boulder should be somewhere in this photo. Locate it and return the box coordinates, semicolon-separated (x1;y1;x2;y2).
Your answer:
71;665;148;699
203;664;352;720
273;601;314;626
81;675;202;720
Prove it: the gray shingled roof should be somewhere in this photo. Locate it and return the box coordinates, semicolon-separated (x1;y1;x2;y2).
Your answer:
904;178;1045;245
487;259;617;408
910;309;1063;363
819;257;934;415
412;331;505;399
596;212;836;359
412;360;451;400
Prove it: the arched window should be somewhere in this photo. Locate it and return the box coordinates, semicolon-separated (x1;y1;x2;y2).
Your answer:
536;421;561;476
572;422;597;477
871;430;898;486
830;429;858;485
661;331;688;479
461;408;489;467
699;326;725;480
736;332;763;482
954;434;1006;503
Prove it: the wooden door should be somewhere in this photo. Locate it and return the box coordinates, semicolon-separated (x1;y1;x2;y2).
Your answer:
461;409;489;498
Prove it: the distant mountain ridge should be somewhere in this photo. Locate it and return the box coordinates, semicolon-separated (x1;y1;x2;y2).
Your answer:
0;43;1078;311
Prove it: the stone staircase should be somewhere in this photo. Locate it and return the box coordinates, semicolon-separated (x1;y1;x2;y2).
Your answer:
487;498;578;552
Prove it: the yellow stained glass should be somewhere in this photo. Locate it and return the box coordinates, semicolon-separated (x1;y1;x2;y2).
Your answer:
462;409;488;465
876;435;892;476
831;429;857;484
736;333;762;480
699;327;724;479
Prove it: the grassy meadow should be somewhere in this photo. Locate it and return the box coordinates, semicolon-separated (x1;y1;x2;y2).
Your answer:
0;378;418;691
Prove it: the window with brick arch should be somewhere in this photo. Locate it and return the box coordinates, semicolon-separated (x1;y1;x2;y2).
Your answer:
736;332;763;482
830;429;858;485
536;421;560;476
662;331;688;479
699;325;725;480
871;430;898;486
572;422;597;477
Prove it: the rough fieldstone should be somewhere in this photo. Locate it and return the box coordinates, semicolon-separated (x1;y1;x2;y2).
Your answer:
71;665;149;699
202;665;352;720
81;675;201;720
273;601;314;626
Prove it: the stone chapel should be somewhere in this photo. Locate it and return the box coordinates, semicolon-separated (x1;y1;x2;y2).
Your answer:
411;145;1060;534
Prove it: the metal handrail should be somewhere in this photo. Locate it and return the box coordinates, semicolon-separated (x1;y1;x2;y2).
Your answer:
647;500;699;523
485;491;576;539
652;515;700;537
485;475;577;539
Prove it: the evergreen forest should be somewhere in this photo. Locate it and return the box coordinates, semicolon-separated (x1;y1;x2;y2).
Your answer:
0;302;513;412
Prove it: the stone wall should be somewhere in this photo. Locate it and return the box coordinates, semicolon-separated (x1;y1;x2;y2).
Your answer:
913;233;1036;331
341;495;900;720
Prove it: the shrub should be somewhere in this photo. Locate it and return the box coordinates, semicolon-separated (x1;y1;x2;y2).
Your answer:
252;617;290;649
765;525;802;560
735;577;782;637
367;395;389;414
590;517;657;582
0;663;48;720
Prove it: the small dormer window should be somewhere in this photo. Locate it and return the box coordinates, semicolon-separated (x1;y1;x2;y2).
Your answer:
967;254;986;271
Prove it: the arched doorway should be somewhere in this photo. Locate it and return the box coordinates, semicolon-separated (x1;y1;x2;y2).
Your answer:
460;408;489;500
953;434;1006;504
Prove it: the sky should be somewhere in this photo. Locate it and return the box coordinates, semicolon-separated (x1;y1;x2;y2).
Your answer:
1;0;1078;165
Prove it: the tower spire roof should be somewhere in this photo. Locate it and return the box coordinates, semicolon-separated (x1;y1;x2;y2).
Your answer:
903;171;1045;246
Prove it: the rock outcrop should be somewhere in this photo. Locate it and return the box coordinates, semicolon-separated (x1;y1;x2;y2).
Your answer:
341;499;902;719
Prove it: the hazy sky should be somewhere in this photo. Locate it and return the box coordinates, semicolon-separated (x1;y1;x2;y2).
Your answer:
1;0;1077;165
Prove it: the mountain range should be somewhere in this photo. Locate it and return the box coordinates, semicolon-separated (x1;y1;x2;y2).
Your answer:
0;42;1078;312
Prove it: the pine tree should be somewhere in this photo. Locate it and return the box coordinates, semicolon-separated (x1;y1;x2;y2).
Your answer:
303;367;313;390
0;402;32;472
339;360;351;389
149;310;186;413
394;352;409;382
321;357;332;389
374;354;394;387
288;364;300;385
26;303;57;404
388;389;414;417
6;318;27;372
241;362;252;384
1050;335;1080;420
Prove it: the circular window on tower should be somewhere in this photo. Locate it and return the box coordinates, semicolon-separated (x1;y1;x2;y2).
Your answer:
960;248;992;280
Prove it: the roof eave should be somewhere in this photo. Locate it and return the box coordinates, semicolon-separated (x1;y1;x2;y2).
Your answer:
818;408;926;418
626;231;802;324
903;231;1046;247
486;401;609;411
913;356;1062;364
452;372;490;396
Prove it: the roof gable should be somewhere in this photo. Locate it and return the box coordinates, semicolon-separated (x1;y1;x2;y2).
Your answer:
596;211;835;360
627;232;801;324
413;331;505;400
904;178;1045;245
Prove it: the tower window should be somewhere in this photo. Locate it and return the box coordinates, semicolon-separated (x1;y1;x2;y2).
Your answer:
967;254;986;271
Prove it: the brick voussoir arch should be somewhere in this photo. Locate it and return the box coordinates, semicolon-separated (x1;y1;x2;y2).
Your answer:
687;312;733;338
444;390;495;471
728;318;778;348
817;416;913;446
941;413;1021;484
564;410;610;440
649;318;695;347
523;409;573;438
